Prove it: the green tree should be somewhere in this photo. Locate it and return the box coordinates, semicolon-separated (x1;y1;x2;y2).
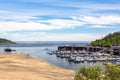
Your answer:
90;31;120;47
0;38;14;44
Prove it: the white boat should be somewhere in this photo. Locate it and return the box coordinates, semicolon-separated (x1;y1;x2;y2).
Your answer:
64;54;70;58
86;57;95;62
68;56;76;61
56;53;62;57
74;57;84;63
47;51;53;55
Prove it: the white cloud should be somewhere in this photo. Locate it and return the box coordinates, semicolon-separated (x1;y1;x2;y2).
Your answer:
39;19;84;28
0;1;119;41
0;15;119;32
40;33;105;41
0;10;35;20
0;32;46;41
81;15;120;25
55;2;120;10
88;25;116;28
0;14;119;32
0;18;84;31
0;32;105;41
0;21;54;31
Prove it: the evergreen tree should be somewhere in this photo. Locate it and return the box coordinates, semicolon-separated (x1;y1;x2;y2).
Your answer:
91;31;120;47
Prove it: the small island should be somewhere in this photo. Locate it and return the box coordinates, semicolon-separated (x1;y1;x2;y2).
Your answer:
0;38;15;44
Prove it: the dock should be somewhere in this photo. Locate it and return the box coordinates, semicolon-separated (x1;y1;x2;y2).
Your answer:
47;45;120;63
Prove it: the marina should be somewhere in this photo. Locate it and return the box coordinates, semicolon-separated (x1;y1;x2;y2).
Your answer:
0;41;120;70
47;50;120;63
47;45;120;64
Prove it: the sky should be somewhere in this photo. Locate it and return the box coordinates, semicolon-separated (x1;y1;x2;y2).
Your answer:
0;0;120;41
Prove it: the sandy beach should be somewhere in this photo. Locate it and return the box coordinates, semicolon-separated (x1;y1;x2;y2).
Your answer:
0;53;74;80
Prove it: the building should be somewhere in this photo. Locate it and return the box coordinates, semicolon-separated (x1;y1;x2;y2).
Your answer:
111;46;120;55
58;46;103;52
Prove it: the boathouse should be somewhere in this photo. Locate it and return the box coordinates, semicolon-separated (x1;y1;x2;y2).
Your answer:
111;46;120;55
58;46;88;51
88;46;103;52
58;46;103;52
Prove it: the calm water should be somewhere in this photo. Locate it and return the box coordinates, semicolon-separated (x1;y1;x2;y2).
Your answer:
0;41;104;70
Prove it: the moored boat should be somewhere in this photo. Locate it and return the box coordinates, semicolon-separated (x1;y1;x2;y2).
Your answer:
74;57;84;63
68;56;76;61
4;48;12;52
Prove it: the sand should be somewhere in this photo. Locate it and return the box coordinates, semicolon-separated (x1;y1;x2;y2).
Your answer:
0;53;74;80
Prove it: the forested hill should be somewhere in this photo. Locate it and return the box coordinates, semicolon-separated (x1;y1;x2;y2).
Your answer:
0;38;15;44
91;32;120;47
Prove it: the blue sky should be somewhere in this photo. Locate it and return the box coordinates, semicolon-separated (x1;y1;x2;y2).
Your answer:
0;0;120;41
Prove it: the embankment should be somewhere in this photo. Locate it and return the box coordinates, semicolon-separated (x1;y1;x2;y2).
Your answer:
0;53;74;80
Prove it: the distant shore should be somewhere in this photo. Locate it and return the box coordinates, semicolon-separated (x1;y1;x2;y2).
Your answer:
0;53;74;80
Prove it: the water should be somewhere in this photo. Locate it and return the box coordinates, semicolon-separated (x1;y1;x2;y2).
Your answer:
0;41;104;70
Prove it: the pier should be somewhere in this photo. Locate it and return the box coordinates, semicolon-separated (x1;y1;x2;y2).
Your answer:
58;45;103;52
47;45;120;63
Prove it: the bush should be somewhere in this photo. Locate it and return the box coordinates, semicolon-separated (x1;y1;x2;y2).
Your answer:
74;63;120;80
105;63;120;80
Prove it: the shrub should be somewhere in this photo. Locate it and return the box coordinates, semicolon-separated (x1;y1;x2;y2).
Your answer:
105;63;120;80
75;66;102;80
74;63;120;80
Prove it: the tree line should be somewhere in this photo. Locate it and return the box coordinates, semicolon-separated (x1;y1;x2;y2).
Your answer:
91;32;120;47
0;38;14;44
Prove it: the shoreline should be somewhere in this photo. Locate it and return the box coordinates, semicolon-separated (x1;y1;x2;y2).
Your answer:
0;53;74;80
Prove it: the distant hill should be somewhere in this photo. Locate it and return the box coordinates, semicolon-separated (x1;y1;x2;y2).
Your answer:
0;38;15;44
91;32;120;47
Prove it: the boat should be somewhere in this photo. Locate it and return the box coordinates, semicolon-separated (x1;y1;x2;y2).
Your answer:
4;43;16;52
74;57;84;63
60;54;65;58
4;48;12;52
68;56;76;61
86;58;96;62
64;54;70;58
47;51;53;55
56;53;62;57
4;48;16;52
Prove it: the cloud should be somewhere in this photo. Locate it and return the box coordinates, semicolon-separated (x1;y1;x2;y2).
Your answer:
40;33;105;41
0;32;46;41
55;2;120;10
88;25;116;28
39;19;84;28
0;15;119;32
1;1;120;20
0;32;105;41
75;15;120;25
0;0;120;41
17;0;120;11
0;13;119;32
0;18;84;31
1;0;120;19
0;21;55;31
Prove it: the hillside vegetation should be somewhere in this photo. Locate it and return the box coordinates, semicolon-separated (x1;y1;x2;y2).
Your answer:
0;38;15;44
74;63;120;80
91;32;120;47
